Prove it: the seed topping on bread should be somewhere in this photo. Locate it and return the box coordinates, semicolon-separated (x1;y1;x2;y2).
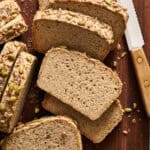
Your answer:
0;52;36;131
37;9;114;44
0;41;27;99
0;15;28;44
0;0;20;27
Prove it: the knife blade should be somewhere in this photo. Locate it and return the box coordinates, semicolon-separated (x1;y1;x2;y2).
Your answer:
117;0;150;117
118;0;144;50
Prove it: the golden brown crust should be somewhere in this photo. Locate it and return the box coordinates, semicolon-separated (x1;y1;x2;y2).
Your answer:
42;95;123;143
2;116;82;150
34;9;114;44
0;41;27;100
0;15;28;45
0;0;20;27
39;0;128;23
0;52;37;133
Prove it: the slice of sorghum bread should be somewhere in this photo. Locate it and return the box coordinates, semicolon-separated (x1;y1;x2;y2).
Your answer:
38;0;128;47
32;8;114;60
0;51;37;133
0;0;20;28
0;14;28;45
43;95;123;143
1;116;82;150
0;41;27;100
37;47;122;120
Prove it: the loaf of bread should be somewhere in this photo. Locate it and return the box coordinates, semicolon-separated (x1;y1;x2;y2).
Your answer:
42;95;123;143
38;0;128;47
1;116;83;150
32;9;114;60
0;41;27;100
0;14;28;45
0;0;20;27
37;47;122;120
0;51;37;133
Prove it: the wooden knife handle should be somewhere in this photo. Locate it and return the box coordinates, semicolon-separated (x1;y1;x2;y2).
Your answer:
131;48;150;117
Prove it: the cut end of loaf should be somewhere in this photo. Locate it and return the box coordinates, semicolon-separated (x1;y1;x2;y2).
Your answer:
32;8;113;60
2;116;82;150
37;47;122;120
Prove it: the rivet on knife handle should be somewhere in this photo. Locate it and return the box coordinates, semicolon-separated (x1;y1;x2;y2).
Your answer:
131;48;150;116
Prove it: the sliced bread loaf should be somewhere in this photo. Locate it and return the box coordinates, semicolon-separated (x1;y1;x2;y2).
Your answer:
42;95;123;143
38;0;128;47
32;9;114;60
0;0;20;28
0;14;28;45
1;116;82;150
0;51;37;133
37;47;122;120
0;41;27;100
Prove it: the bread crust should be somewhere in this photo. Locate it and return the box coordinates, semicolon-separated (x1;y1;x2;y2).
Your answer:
0;52;37;133
0;41;27;100
0;0;20;27
32;9;114;60
38;0;128;47
2;116;82;150
42;95;123;143
0;14;28;45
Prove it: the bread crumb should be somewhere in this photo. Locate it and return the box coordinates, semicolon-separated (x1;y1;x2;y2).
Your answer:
0;140;4;146
117;56;121;60
127;115;131;118
35;107;40;114
117;43;121;50
124;108;132;113
132;118;136;124
121;51;127;58
113;61;117;67
122;130;128;135
133;103;137;109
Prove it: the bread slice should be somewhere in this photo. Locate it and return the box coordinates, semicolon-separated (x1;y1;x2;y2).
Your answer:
0;14;28;45
38;0;128;47
1;116;82;150
32;9;114;60
0;41;27;100
0;0;20;28
37;47;122;120
42;95;123;143
0;51;37;133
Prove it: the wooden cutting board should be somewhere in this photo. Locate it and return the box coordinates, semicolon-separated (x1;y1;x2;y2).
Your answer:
0;0;149;149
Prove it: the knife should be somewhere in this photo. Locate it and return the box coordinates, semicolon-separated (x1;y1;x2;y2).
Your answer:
118;0;150;117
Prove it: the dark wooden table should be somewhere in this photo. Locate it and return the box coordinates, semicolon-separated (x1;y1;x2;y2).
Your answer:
0;0;149;149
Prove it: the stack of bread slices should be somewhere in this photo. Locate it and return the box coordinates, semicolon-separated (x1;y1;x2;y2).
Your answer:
0;41;37;133
34;0;128;144
0;0;129;149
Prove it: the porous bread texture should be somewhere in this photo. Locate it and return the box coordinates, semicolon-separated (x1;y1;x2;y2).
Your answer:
42;95;123;143
0;52;37;133
2;116;82;150
38;0;128;47
0;41;27;100
0;14;28;45
37;47;122;120
0;0;20;27
32;9;114;60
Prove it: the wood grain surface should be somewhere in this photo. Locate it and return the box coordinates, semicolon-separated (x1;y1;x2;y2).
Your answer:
0;0;149;150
